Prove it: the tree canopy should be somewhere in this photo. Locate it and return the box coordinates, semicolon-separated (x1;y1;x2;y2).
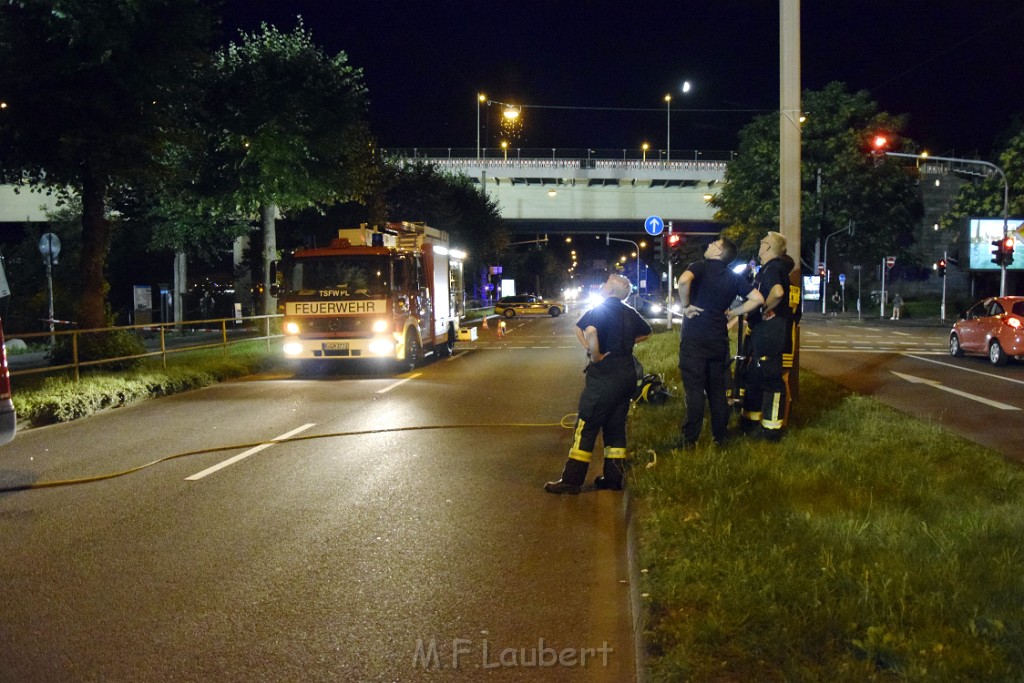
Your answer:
0;0;213;328
195;19;376;313
712;82;922;270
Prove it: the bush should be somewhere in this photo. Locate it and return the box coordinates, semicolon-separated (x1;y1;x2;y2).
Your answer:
47;329;146;370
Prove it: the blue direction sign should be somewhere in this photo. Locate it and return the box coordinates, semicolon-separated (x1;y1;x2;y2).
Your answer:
644;215;664;236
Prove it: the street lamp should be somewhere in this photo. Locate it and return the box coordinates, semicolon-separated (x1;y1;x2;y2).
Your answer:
668;81;691;162
665;94;671;162
476;93;486;159
642;142;649;162
501;141;508;160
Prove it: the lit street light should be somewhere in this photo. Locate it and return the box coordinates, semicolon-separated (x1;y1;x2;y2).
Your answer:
501;140;508;160
476;93;486;159
668;81;691;163
642;142;649;162
665;94;671;162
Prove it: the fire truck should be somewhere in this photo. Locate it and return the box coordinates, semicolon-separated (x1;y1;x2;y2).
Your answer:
270;222;466;371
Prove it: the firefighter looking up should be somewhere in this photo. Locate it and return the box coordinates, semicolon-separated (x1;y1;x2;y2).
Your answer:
545;274;652;494
678;235;765;447
740;231;794;441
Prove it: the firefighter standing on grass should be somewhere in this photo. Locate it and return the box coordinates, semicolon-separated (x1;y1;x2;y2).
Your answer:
740;231;794;440
545;274;652;494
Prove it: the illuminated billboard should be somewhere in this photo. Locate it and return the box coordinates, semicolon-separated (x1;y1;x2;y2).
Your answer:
967;218;1023;271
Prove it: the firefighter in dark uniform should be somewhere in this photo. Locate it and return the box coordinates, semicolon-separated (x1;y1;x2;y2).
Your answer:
545;274;652;494
677;236;765;447
740;231;794;440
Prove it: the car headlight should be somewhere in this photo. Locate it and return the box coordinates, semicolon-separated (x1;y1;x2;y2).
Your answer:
650;303;663;314
284;320;300;335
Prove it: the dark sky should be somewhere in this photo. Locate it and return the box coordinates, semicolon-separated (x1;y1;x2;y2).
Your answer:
218;1;1024;159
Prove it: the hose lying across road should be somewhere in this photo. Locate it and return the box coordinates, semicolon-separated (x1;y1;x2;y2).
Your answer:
0;416;581;493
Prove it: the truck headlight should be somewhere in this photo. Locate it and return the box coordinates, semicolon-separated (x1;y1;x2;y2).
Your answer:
284;320;300;335
371;319;390;334
283;341;303;356
369;338;394;355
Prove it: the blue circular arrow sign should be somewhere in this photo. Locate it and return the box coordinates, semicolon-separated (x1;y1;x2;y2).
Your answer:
644;215;664;236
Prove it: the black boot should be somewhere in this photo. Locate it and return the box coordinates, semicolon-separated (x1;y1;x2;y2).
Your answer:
594;458;626;491
544;458;589;494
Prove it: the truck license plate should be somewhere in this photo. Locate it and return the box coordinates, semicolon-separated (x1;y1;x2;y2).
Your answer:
322;342;349;351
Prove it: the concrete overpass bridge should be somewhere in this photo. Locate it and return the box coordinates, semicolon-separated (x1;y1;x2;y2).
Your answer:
388;148;730;236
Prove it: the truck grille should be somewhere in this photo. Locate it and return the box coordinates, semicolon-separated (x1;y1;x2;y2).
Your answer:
301;317;373;335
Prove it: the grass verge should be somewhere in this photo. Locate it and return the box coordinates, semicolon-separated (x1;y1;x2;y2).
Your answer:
11;341;278;427
630;327;1024;682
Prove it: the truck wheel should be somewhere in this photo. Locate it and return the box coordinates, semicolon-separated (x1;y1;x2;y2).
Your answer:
403;331;421;371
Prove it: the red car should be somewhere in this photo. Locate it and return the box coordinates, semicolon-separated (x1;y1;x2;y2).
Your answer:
949;296;1024;366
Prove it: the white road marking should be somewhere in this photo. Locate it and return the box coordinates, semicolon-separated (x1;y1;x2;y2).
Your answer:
904;354;1024;386
376;373;421;394
891;371;1020;410
186;423;317;481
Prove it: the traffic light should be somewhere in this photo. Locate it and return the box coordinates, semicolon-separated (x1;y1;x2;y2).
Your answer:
1004;236;1015;265
871;133;889;167
934;259;946;277
817;263;825;278
992;239;1005;266
665;232;685;266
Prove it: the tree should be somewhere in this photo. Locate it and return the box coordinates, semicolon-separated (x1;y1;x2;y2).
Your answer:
0;0;213;329
712;82;922;270
197;19;375;314
379;161;508;264
940;124;1024;233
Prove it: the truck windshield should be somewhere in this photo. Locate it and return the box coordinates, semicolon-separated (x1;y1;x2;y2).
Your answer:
284;256;390;297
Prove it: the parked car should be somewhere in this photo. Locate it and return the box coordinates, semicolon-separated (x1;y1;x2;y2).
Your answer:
0;318;16;445
949;296;1024;366
494;294;566;318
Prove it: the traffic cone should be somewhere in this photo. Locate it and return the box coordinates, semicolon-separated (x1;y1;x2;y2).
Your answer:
482;315;489;330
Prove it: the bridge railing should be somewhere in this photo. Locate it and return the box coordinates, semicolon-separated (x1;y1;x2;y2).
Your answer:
381;147;735;163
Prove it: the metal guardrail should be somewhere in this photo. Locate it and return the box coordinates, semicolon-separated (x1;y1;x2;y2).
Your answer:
8;314;284;382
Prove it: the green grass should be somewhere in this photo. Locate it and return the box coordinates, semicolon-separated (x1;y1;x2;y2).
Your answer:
629;328;1024;682
11;341;279;426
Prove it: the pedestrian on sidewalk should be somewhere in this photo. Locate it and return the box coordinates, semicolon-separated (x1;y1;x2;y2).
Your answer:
545;274;652;494
891;293;903;320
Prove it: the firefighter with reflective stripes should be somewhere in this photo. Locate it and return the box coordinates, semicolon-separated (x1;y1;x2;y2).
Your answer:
740;231;794;440
545;274;652;494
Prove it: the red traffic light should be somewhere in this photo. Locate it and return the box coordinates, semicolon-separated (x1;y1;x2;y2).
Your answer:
1003;236;1015;251
665;233;683;248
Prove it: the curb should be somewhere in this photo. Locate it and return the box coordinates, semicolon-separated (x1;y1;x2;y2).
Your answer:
624;489;648;683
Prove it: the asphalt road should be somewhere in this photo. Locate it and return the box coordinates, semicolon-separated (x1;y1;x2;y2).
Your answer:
798;315;1024;462
0;311;638;682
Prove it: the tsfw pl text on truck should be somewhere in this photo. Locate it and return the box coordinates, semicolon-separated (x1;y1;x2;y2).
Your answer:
271;222;466;372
